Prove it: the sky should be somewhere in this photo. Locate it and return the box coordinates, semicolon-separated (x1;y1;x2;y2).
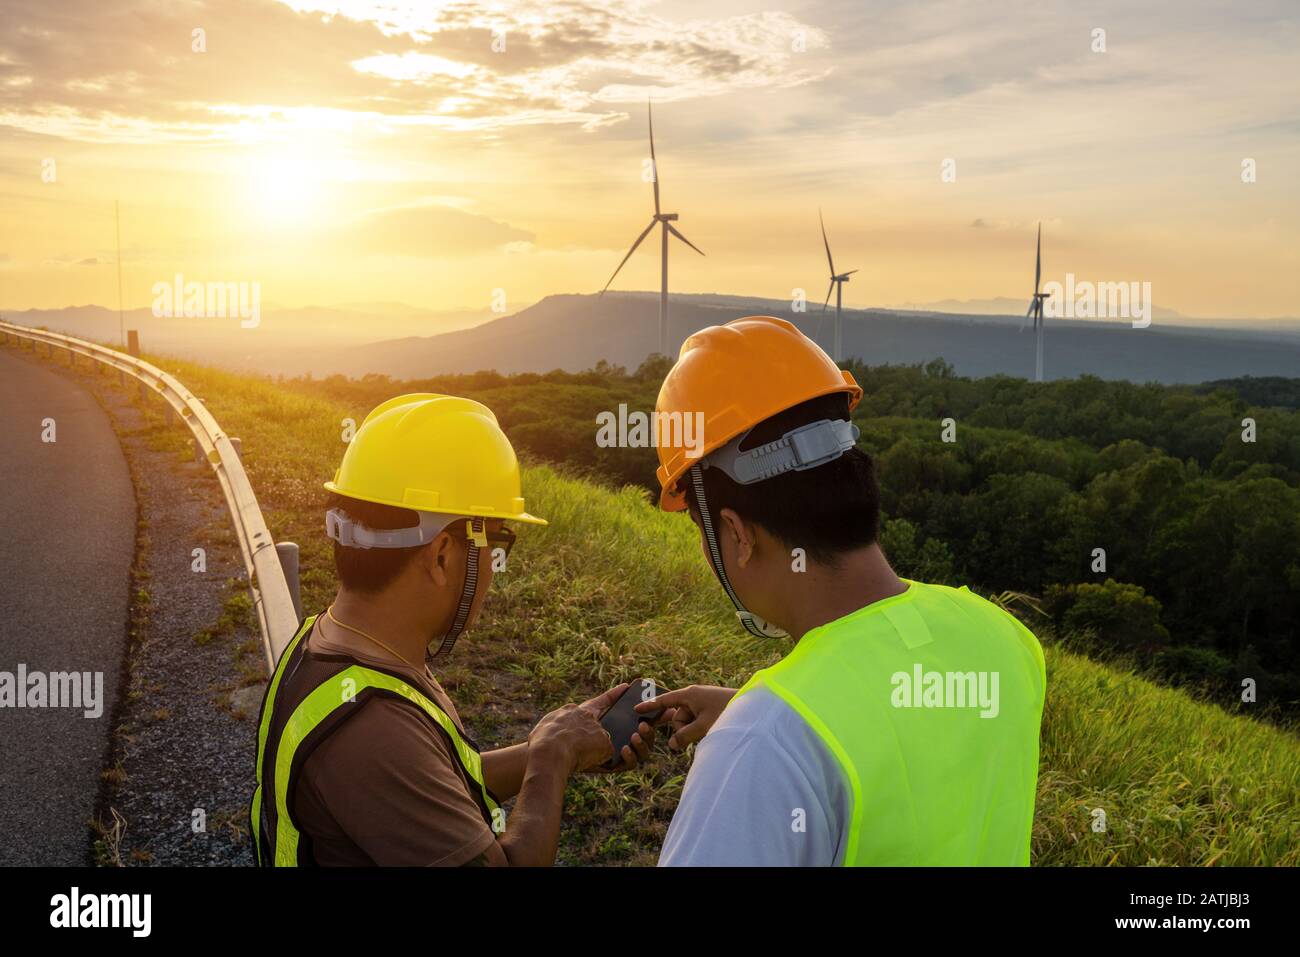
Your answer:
0;0;1297;319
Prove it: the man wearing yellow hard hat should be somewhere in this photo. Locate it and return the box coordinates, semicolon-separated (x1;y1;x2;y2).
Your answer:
250;394;652;866
639;317;1046;866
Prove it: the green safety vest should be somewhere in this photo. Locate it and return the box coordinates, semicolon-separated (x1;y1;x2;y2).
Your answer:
249;614;501;866
734;580;1046;866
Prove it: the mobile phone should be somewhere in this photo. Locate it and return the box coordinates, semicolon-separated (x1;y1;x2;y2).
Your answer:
600;679;665;769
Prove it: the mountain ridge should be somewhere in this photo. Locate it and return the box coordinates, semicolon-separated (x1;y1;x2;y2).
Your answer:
5;293;1299;385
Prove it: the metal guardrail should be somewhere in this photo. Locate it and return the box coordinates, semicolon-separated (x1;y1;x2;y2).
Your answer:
0;319;299;672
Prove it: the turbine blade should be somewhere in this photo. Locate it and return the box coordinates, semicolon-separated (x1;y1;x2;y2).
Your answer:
819;208;835;275
600;220;657;294
648;101;660;216
841;269;859;278
667;223;705;257
1034;222;1042;293
822;281;834;312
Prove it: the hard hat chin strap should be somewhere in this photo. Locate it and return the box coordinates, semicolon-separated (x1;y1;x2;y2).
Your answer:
427;518;487;663
688;465;789;640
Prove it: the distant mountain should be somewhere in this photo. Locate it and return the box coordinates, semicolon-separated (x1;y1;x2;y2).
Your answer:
7;293;1299;385
0;302;495;368
892;296;1184;321
275;292;1300;385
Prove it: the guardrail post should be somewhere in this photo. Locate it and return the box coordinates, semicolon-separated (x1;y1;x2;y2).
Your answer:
129;333;146;401
275;543;303;621
230;437;243;461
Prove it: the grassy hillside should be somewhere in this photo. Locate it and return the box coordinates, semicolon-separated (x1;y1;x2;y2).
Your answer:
154;355;1300;865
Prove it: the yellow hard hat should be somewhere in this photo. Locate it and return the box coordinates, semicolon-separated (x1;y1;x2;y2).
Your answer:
324;393;546;526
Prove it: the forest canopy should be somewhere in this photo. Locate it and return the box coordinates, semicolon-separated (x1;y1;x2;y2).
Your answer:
286;360;1300;725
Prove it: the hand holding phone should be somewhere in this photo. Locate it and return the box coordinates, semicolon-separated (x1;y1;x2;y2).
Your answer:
599;678;665;770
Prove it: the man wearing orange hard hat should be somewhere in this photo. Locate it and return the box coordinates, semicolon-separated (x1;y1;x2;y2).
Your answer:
639;317;1046;866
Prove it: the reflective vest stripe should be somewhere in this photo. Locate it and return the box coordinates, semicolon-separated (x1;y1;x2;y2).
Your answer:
250;614;317;866
262;661;500;866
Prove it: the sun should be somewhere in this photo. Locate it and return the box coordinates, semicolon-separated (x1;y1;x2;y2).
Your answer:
243;149;324;228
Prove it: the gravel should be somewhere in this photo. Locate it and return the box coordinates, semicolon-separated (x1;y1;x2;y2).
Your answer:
70;360;262;866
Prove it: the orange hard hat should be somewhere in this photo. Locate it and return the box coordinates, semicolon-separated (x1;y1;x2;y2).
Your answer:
654;316;862;511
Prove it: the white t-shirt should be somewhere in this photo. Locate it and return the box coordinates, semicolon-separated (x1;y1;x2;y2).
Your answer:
658;686;850;867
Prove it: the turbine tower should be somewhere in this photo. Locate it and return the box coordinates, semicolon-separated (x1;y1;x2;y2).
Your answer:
1024;223;1050;382
601;102;705;356
819;209;857;362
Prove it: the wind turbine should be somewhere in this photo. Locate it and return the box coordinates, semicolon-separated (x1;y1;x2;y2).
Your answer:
600;102;705;356
819;209;857;362
1024;222;1050;382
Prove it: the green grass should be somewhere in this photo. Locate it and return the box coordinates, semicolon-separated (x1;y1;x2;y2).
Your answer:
143;354;1300;865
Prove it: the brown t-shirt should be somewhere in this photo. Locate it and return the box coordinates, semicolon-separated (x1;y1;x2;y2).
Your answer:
292;621;497;866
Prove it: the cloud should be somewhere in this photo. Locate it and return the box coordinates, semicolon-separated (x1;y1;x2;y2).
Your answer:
0;0;829;141
339;201;534;257
0;0;411;141
38;255;104;266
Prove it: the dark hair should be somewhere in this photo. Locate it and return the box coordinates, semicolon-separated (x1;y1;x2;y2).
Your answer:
327;492;427;594
691;393;880;565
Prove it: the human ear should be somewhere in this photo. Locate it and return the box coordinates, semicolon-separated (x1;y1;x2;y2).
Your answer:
718;508;754;569
425;532;455;588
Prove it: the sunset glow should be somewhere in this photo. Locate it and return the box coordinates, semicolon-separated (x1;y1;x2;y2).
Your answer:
1;0;1296;318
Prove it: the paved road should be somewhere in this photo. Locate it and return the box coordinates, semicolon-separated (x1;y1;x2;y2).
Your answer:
0;347;135;865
